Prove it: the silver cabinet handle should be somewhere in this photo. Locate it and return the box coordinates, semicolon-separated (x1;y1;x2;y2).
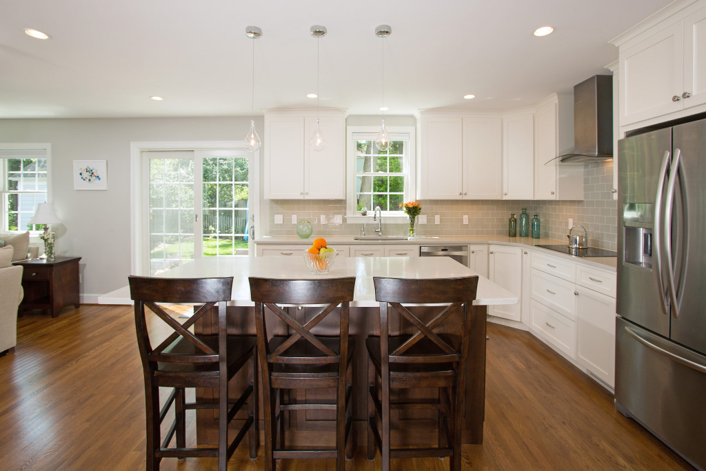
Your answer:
458;192;462;196
471;251;475;254
664;148;683;319
545;322;556;329
489;251;494;254
673;95;681;102
394;252;407;256
524;251;528;254
653;150;671;316
280;252;293;256
305;192;309;195
588;277;602;283
682;92;691;99
550;191;555;195
546;289;556;295
574;291;579;296
360;252;375;256
464;192;467;195
612;189;617;193
504;192;507;196
547;264;556;268
624;327;706;374
300;191;304;195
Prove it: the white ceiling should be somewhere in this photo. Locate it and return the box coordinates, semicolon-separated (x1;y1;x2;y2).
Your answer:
0;0;671;118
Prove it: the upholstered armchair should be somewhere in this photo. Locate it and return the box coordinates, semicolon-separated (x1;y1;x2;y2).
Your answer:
0;246;23;355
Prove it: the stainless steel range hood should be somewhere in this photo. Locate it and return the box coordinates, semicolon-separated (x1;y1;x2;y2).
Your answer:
547;75;613;165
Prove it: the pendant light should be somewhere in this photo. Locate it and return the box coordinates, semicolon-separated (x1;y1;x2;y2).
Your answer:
310;25;327;152
244;26;262;152
375;25;392;152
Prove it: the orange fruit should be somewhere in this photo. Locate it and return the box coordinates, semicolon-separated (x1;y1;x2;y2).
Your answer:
307;246;320;255
313;238;327;250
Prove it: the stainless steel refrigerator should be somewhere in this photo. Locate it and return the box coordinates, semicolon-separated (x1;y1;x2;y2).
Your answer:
616;117;706;471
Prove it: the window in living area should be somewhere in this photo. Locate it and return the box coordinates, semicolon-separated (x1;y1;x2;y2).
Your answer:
0;148;49;233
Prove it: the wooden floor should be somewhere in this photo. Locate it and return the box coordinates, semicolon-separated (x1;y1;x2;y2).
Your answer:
0;305;693;471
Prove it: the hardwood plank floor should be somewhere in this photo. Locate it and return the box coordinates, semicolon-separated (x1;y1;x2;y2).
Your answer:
0;305;693;471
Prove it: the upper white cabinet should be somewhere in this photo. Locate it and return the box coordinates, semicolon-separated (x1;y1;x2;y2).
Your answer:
684;6;706;108
463;118;503;199
488;245;522;322
418;116;464;199
264;109;346;200
502;112;534;199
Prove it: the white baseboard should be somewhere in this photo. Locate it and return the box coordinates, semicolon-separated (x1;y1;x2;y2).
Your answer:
487;315;529;331
80;294;100;304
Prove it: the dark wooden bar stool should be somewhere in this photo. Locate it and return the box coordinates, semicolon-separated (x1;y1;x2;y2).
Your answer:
367;276;479;471
249;277;356;471
129;276;258;471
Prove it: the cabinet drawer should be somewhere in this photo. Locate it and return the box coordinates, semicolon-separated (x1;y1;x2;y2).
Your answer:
259;246;303;257
531;251;576;282
530;299;576;359
576;265;616;298
351;246;384;258
384;246;419;257
531;269;576;321
22;267;50;281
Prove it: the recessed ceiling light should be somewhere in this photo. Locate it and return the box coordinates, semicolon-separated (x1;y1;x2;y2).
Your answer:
24;29;50;40
307;93;318;98
379;107;389;111
533;26;554;37
463;94;476;100
151;96;164;101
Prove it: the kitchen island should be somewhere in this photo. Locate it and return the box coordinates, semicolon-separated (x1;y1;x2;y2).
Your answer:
154;255;517;448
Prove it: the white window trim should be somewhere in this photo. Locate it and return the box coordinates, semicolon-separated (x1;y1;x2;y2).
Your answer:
345;126;416;224
0;143;52;243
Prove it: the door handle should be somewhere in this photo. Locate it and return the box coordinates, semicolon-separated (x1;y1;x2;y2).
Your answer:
664;148;681;318
360;252;375;256
280;252;293;256
546;289;556;295
546;264;556;269
624;326;706;374
653;150;671;316
682;92;691;99
588;277;602;283
672;95;681;102
545;322;556;329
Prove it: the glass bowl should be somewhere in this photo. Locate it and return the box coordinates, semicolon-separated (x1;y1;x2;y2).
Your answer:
303;249;337;275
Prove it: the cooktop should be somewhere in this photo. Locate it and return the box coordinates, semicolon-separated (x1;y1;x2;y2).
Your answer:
535;245;618;258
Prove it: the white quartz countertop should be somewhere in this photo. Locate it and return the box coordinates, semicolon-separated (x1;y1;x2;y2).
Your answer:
99;256;517;308
254;235;618;272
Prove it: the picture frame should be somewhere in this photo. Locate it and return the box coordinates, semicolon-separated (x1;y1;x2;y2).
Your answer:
73;160;108;190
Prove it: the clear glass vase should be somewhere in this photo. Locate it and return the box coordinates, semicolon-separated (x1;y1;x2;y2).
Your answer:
44;239;55;261
408;216;417;240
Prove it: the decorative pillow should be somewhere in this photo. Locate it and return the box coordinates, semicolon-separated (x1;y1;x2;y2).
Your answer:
0;240;4;247
0;231;29;261
0;245;14;268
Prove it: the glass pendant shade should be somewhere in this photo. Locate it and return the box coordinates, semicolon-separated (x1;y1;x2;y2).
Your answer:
310;118;326;151
375;118;391;152
245;120;261;152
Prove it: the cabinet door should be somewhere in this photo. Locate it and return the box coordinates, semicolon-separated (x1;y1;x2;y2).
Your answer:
488;245;522;322
684;6;706;109
384;245;419;257
351;246;385;258
304;116;345;199
534;102;557;200
576;285;616;388
265;116;305;199
463;117;502;199
469;244;488;279
502;113;534;199
521;249;531;327
419;117;463;199
620;21;684;126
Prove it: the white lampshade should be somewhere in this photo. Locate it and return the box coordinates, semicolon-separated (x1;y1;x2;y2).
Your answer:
28;203;62;225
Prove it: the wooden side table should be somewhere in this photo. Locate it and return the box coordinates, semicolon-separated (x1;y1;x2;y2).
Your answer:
13;256;81;318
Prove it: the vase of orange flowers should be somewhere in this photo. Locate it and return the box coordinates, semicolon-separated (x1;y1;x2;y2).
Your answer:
402;201;422;239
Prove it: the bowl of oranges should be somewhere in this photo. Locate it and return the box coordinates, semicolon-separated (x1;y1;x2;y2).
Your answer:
303;238;337;274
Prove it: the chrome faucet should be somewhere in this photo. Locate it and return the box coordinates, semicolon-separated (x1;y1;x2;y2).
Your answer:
373;206;383;236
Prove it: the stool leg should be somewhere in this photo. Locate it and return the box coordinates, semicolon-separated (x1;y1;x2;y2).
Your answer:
145;383;161;471
345;357;354;461
176;388;186;459
449;382;463;471
276;389;284;454
381;368;390;471
367;357;375;461
248;351;259;460
262;381;276;471
336;363;347;471
218;379;228;471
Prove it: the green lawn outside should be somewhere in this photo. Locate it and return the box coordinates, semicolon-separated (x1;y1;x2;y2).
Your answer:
154;237;248;259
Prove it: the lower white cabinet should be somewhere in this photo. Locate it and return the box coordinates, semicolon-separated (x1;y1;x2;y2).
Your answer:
350;246;385;258
384;245;419;257
469;244;489;278
257;244;349;257
488;245;522;322
576;285;616;388
530;299;577;359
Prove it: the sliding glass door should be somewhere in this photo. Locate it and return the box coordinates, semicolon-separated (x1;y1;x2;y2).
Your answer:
143;149;252;276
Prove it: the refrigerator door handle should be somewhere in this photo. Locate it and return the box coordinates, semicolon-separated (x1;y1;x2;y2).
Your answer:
664;148;681;318
624;326;706;374
653;150;671;316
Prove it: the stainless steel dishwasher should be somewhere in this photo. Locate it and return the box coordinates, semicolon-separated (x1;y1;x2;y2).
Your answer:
419;245;469;267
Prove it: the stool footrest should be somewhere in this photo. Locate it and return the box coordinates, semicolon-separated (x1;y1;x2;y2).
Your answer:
273;449;338;459
155;447;218;459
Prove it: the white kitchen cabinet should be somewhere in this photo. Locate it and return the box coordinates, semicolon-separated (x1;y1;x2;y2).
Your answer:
488;245;522;322
576;285;616;388
384;246;419;257
463;117;503;199
258;244;349;257
684;6;706;108
502;112;534;199
264;110;346;200
469;244;488;279
350;246;385;258
530;299;577;359
521;249;531;327
419;116;464;199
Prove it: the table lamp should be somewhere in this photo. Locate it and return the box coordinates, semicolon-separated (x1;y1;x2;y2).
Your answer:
28;203;62;260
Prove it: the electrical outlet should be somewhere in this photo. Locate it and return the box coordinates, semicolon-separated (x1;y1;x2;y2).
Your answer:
418;215;427;224
568;218;574;228
435;215;441;225
463;215;469;225
274;214;283;224
291;215;297;224
333;215;343;224
321;215;327;225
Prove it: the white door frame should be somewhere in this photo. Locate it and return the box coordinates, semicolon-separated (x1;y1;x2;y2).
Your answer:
130;141;260;275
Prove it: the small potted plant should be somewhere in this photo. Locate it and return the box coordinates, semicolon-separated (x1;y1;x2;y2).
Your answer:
401;201;422;239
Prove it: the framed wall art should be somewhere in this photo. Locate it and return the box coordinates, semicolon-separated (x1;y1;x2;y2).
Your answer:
73;160;108;190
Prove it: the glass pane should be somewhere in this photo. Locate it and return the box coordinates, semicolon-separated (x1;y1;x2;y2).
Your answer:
164;210;179;233
179;159;194;182
374;156;388;172
37;172;47;191
203;210;217;234
356;140;372;155
234;184;248;208
180;210;194;234
164;235;180;259
180;184;194;208
390;194;404;210
149;159;164;182
390;176;404;193
7;194;18;212
7;159;21;172
36;159;47;171
234;236;248;254
149;184;164;208
164;184;179;208
218;183;233;208
373;194;388;211
356;194;371;211
150;261;164;276
7;174;19;190
203;183;217;208
23;159;37;171
357;176;372;194
389;141;404;155
218;210;233;233
218;158;233;182
203;236;217;257
389;156;404;173
234;210;247;234
164;159;179;182
150;209;164;233
149;235;164;259
203;157;217;182
218;236;234;255
8;213;18;231
373;176;388;192
20;174;37;191
180;236;195;259
233;158;248;182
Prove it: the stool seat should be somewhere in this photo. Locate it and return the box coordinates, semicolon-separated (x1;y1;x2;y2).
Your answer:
366;336;457;373
270;336;355;376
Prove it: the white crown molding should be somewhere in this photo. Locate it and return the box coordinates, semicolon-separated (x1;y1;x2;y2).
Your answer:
262;108;348;118
415;92;568;120
604;60;619;73
609;0;700;47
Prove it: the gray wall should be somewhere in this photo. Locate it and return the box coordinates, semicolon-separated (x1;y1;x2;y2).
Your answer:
0;116;261;300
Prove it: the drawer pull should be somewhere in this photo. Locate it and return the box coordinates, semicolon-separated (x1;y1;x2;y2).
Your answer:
588;277;602;283
545;322;556;329
281;252;293;256
361;253;375;256
546;289;556;295
394;252;407;256
32;272;37;276
547;264;557;268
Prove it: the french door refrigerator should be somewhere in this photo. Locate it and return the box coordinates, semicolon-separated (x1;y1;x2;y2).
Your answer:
616;117;706;471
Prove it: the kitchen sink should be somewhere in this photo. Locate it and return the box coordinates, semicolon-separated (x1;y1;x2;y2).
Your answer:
353;236;409;241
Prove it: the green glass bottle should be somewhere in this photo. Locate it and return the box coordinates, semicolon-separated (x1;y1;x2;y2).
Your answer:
519;208;530;237
531;215;541;239
508;214;517;237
